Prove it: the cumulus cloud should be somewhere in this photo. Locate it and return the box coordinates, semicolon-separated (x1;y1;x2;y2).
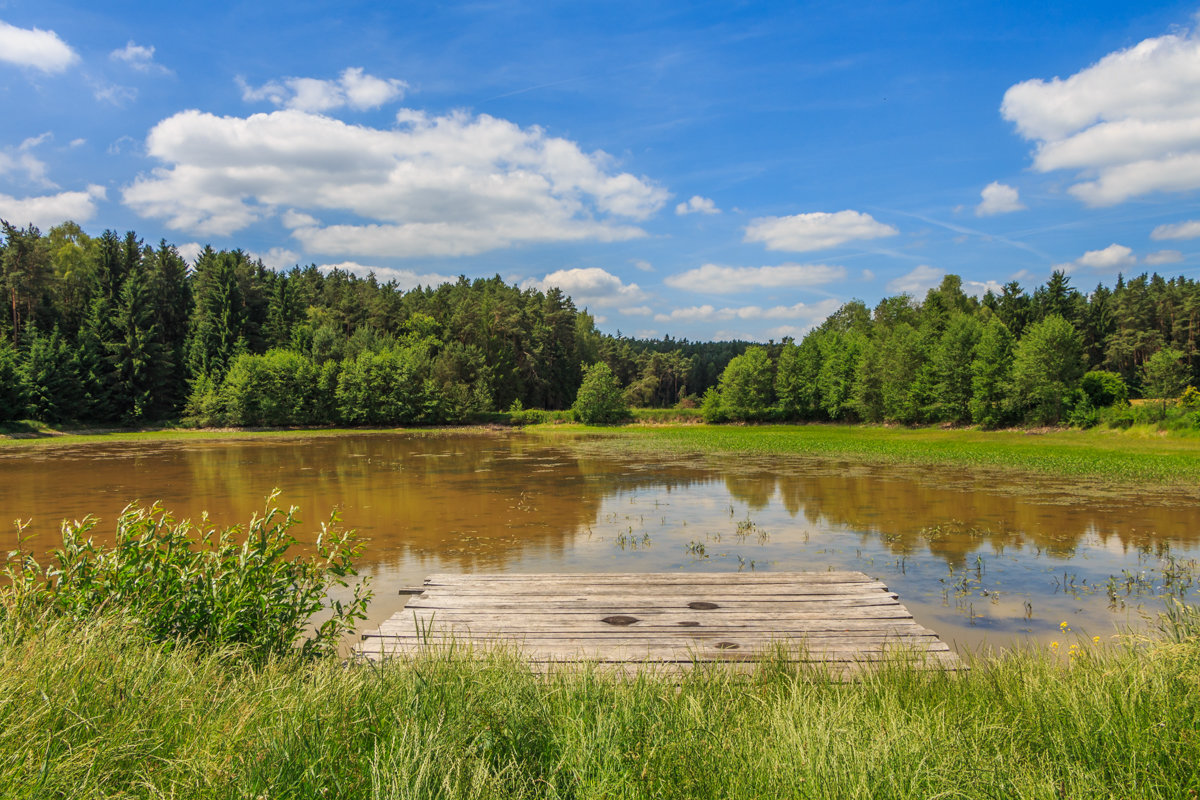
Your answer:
663;262;845;293
886;264;944;295
744;210;897;252
976;181;1025;216
963;278;1004;297
0;20;78;73
675;195;719;215
239;68;407;112
1002;25;1200;205
317;261;455;290
1054;243;1137;274
122;108;667;256
176;242;204;263
110;41;170;74
653;297;841;324
1151;219;1200;240
0;185;105;229
0;134;54;186
248;247;301;269
1144;249;1183;265
526;267;646;308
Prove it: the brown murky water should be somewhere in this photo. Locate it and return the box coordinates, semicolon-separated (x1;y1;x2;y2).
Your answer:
3;430;1198;652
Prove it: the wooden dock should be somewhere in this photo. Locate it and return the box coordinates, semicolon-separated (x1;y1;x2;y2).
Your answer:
356;571;960;674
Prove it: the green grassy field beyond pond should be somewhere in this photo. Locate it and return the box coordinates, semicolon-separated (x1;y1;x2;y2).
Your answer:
547;423;1200;487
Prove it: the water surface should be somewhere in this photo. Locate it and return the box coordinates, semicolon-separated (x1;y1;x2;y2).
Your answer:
4;430;1197;652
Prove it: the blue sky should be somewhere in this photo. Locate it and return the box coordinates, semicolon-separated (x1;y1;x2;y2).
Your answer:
4;1;1200;341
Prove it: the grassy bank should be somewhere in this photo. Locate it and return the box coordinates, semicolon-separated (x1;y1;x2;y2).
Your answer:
9;416;1200;487
1;615;1197;799
543;423;1200;487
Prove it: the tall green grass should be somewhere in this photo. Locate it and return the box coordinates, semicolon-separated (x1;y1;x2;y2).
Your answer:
0;615;1197;798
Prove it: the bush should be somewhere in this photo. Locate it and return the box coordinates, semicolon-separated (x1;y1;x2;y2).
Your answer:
1080;370;1128;408
572;362;629;424
1;493;371;660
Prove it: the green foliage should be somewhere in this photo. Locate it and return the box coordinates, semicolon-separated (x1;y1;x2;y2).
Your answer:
1180;385;1200;410
969;317;1015;428
572;362;629;424
336;347;424;426
0;337;28;421
21;325;79;422
775;337;822;418
221;349;322;427
1142;347;1188;403
1010;314;1084;424
1;493;370;659
1080;370;1128;408
816;329;863;420
716;346;775;420
932;314;982;423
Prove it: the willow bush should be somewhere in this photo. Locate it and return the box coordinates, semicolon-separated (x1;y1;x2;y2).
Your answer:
1;492;371;659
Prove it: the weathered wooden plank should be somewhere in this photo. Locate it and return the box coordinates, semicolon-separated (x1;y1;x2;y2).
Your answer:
421;571;876;585
403;593;901;609
407;583;892;597
370;616;925;634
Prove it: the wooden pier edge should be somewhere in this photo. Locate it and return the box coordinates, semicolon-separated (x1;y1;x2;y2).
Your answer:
354;571;962;675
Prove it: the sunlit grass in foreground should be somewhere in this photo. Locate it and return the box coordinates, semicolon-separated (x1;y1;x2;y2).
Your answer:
0;613;1197;798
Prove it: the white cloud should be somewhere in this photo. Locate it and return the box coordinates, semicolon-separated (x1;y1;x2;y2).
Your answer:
744;210;898;252
317;262;455;291
92;82;137;106
619;305;653;316
123;108;667;256
0;20;78;73
239;68;407;112
527;267;646;308
249;247;300;269
886;264;944;295
1151;219;1200;240
110;41;169;74
631;258;654;272
1002;25;1200;205
0;134;54;187
0;185;105;229
177;242;204;263
975;181;1025;216
963;279;1004;297
1144;249;1183;265
861;268;875;281
1054;243;1137;274
675;195;719;215
653;297;841;324
663;262;846;293
69;138;86;148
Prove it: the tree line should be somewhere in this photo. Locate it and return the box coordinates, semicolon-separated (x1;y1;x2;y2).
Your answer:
704;272;1200;427
0;221;745;426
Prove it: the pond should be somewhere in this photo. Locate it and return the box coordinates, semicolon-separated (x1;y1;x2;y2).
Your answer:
3;430;1198;652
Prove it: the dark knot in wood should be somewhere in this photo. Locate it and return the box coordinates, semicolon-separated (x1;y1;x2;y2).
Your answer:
687;601;719;610
601;615;639;626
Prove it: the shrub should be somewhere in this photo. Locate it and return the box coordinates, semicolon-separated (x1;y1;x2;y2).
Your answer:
1080;370;1128;408
572;362;629;424
1;493;371;660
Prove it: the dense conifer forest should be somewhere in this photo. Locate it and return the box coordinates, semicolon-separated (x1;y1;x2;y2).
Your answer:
0;222;746;426
2;220;1198;428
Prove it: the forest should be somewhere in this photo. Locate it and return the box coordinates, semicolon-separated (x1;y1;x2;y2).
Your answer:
1;219;1198;429
0;222;744;426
